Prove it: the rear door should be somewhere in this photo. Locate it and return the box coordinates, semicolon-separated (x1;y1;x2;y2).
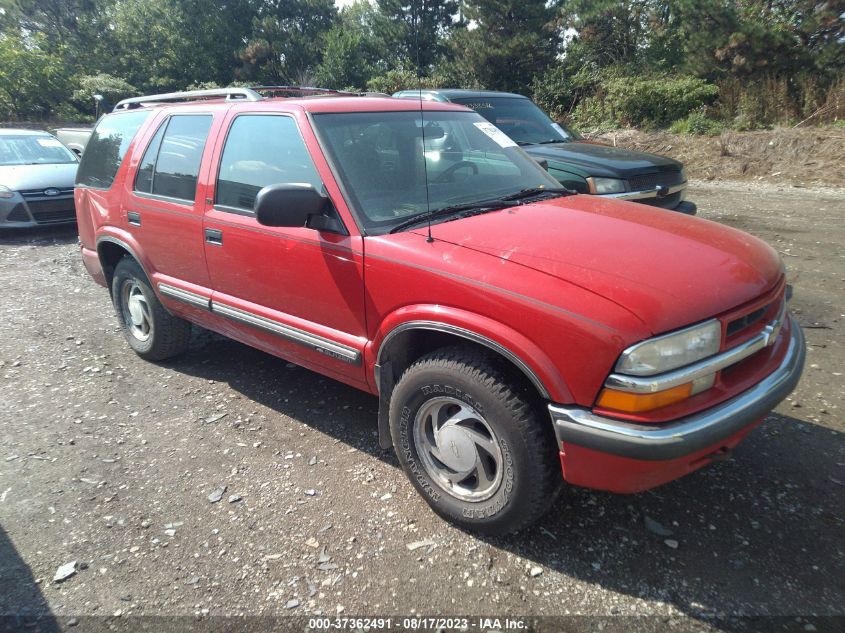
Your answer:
125;112;216;306
202;111;367;385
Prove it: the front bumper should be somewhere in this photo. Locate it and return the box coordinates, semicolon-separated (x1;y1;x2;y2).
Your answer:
549;315;805;490
600;182;694;213
0;192;76;228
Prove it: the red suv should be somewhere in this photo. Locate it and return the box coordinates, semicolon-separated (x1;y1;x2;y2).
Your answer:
75;87;805;534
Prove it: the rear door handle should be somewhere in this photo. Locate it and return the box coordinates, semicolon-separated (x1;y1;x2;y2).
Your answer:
127;211;141;226
205;228;223;246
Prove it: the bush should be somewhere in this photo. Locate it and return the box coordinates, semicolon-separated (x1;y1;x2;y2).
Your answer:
366;69;420;95
669;111;725;135
571;74;719;130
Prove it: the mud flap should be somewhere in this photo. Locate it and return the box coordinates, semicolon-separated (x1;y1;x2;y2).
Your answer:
377;361;394;449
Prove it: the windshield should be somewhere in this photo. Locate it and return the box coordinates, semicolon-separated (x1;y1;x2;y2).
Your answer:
312;110;562;234
449;97;581;146
0;134;77;166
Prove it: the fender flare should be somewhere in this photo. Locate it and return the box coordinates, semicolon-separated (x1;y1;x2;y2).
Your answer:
371;308;574;449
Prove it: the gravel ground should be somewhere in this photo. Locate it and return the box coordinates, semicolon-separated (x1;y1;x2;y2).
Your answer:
0;181;843;632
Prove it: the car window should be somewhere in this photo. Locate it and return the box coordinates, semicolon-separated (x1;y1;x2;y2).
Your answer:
76;111;151;189
0;134;77;166
450;97;581;145
215;115;322;212
134;121;167;194
312;110;560;234
143;115;213;202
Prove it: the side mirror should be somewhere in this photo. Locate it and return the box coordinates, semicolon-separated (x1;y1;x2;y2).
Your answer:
255;183;332;229
536;158;549;171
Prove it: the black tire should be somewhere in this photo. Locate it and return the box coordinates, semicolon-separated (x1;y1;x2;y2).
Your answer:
389;346;561;535
111;257;191;361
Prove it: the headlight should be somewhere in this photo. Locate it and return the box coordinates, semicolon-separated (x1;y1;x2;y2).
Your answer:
615;319;721;376
0;185;15;199
587;177;626;194
680;167;687;182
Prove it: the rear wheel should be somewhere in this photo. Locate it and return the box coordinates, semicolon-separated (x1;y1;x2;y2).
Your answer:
389;346;561;534
112;257;191;361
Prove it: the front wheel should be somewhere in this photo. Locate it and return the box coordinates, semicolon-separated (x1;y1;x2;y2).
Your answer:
111;257;191;361
389;347;561;534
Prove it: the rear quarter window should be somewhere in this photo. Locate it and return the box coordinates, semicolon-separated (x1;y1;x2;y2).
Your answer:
75;110;151;189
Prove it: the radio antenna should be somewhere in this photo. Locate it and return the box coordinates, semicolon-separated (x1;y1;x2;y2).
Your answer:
412;2;434;243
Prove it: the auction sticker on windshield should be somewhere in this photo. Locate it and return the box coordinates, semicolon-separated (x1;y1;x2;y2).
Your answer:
473;121;518;148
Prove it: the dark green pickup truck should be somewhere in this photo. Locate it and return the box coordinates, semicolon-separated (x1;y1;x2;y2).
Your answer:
393;89;695;214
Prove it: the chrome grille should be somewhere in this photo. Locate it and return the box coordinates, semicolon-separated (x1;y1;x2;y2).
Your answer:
627;171;684;192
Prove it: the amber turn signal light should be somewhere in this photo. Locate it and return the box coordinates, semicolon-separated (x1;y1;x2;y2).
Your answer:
596;382;693;413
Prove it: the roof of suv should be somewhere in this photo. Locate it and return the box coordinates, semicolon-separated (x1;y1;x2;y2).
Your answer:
111;95;472;116
393;89;529;101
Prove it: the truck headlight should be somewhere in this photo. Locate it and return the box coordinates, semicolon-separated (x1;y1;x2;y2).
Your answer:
0;185;15;199
587;177;626;194
615;319;721;376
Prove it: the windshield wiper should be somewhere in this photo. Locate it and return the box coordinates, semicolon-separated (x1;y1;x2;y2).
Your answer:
535;139;567;145
389;199;509;234
499;187;574;201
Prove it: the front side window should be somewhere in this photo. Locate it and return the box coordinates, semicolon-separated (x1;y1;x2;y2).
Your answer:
216;115;322;212
135;115;212;202
450;97;581;145
76;111;151;188
0;134;77;166
312;110;561;234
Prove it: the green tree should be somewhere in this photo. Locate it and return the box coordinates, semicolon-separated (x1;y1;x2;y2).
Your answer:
314;2;394;89
106;0;256;93
238;0;337;84
448;0;559;94
0;33;69;120
375;0;459;72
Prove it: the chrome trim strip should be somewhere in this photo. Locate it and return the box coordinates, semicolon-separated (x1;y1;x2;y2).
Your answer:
549;316;804;461
157;283;210;310
602;182;686;201
376;320;551;399
211;302;361;365
606;305;786;394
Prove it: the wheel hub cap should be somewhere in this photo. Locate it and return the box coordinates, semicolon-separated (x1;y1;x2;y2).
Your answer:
413;396;504;502
122;282;152;342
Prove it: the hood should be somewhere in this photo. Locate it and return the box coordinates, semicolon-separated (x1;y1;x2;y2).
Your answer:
524;141;681;179
0;163;78;192
422;195;782;335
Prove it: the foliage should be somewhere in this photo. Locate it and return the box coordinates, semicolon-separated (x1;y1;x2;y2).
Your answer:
0;0;841;128
669;111;725;135
375;0;460;72
571;74;719;129
0;33;69;120
238;0;337;85
447;0;559;95
366;69;421;95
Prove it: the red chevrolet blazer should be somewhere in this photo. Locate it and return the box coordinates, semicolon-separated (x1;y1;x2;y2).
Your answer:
74;87;805;534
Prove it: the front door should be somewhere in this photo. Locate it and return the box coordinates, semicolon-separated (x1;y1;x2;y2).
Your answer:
202;112;367;385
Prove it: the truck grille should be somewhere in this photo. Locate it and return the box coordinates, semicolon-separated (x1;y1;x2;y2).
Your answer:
627;171;684;192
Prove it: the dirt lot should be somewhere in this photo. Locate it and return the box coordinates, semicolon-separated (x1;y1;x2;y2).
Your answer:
594;126;845;189
1;181;843;632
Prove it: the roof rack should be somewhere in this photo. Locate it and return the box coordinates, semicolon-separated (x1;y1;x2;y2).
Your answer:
113;87;262;111
111;85;388;112
250;85;360;97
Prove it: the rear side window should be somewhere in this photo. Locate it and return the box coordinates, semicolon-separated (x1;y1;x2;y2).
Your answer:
76;111;151;189
134;115;212;202
216;115;322;212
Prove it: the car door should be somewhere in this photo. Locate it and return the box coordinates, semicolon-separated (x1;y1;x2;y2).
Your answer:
202;111;368;386
126;112;215;305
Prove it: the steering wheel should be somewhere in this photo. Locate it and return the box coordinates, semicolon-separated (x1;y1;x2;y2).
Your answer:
433;161;479;184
